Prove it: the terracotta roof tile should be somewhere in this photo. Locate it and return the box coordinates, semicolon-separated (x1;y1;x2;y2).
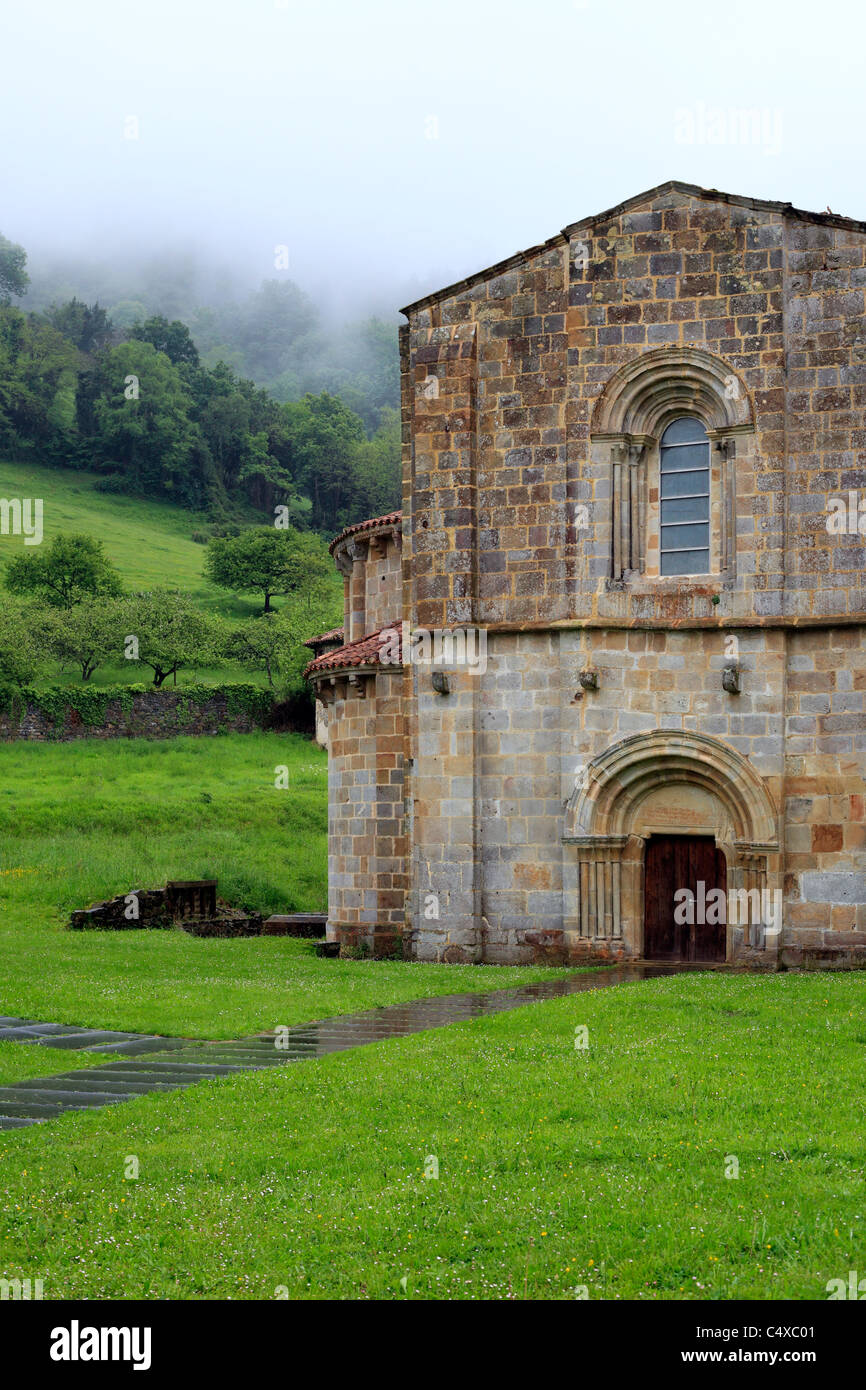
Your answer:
303;626;344;649
304;624;403;679
329;511;402;555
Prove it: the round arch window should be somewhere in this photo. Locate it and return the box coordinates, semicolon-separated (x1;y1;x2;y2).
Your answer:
659;417;710;575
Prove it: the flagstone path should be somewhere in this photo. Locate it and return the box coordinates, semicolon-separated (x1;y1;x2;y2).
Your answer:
0;963;696;1129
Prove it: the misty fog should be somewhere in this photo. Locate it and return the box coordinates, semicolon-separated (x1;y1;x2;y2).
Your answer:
2;0;864;327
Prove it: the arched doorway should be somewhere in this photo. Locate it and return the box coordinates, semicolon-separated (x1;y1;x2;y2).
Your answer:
644;834;727;962
562;731;781;964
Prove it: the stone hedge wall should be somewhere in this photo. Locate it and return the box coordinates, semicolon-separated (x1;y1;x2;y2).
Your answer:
0;685;288;742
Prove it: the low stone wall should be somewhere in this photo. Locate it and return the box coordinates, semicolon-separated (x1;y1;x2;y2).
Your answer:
68;881;262;933
69;886;326;939
0;684;283;742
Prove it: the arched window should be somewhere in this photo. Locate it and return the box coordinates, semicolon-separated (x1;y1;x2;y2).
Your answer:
659;417;710;576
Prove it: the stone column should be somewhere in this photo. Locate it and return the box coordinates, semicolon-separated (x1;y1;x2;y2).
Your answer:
609;436;648;580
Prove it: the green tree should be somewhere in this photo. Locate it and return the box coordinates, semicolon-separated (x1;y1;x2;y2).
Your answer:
128;314;200;367
89;341;207;502
0;307;80;456
44;298;114;354
229;279;321;381
352;406;402;518
39;596;127;681
0;233;30;304
224;612;290;687
0;605;45;687
120;590;219;686
283;392;365;531
204;526;330;613
107;299;148;332
226;585;342;691
4;534;123;609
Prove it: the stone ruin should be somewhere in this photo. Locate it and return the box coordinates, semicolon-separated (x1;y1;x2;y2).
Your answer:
68;879;326;938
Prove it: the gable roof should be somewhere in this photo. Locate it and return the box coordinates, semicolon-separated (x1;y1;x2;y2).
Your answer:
399;179;866;318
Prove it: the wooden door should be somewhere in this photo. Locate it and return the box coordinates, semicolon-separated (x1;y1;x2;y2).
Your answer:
644;835;727;962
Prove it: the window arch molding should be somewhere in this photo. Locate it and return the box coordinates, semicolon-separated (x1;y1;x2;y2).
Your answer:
589;347;754;583
590;345;753;438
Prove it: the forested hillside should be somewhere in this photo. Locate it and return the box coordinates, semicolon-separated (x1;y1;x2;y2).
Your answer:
0;232;401;534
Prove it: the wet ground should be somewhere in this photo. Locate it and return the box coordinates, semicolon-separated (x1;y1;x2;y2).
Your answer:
0;963;702;1129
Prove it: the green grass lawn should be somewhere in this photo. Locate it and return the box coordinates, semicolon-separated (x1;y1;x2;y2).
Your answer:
0;1042;120;1085
0;731;563;1038
0;970;862;1300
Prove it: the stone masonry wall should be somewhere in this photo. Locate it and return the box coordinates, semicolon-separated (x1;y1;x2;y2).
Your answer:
783;626;866;964
0;688;278;742
405;625;865;965
399;185;866;967
402;187;866;629
365;533;402;634
326;669;406;955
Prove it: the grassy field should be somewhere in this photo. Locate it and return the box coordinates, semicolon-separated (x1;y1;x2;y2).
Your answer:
0;457;221;604
0;970;862;1300
0;1042;120;1085
0;731;563;1038
0;457;343;688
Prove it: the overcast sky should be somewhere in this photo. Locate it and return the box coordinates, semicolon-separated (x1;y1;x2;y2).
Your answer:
2;0;864;313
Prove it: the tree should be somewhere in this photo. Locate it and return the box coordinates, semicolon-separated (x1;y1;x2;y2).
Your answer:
44;298;114;354
225;586;342;691
278;589;344;693
128;314;200;367
89;341;207;503
224;612;289;687
229;279;321;381
120;590;218;686
107;299;148;332
283;392;365;531
39;597;127;681
0;233;30;304
203;526;330;613
0;605;45;687
4;534;123;609
0;307;80;457
352;406;401;518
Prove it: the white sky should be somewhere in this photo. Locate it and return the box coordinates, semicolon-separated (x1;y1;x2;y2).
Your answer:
1;0;864;311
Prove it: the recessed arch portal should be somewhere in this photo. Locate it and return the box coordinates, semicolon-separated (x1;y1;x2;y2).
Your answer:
562;731;780;961
567;730;777;846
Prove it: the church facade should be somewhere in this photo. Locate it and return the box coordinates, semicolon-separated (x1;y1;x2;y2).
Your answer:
305;181;866;969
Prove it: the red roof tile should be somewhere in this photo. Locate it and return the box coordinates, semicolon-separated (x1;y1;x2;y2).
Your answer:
304;625;403;679
329;511;402;555
303;626;344;649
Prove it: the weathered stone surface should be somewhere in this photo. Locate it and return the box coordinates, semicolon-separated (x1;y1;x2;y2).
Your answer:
68;880;264;936
307;183;866;971
0;688;293;742
262;914;328;937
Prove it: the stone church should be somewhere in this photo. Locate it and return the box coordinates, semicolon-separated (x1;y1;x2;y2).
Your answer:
305;180;866;969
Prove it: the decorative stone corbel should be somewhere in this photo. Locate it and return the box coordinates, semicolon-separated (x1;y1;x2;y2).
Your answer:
333;547;354;578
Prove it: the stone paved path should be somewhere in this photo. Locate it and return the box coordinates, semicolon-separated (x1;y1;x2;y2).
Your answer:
0;964;693;1129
